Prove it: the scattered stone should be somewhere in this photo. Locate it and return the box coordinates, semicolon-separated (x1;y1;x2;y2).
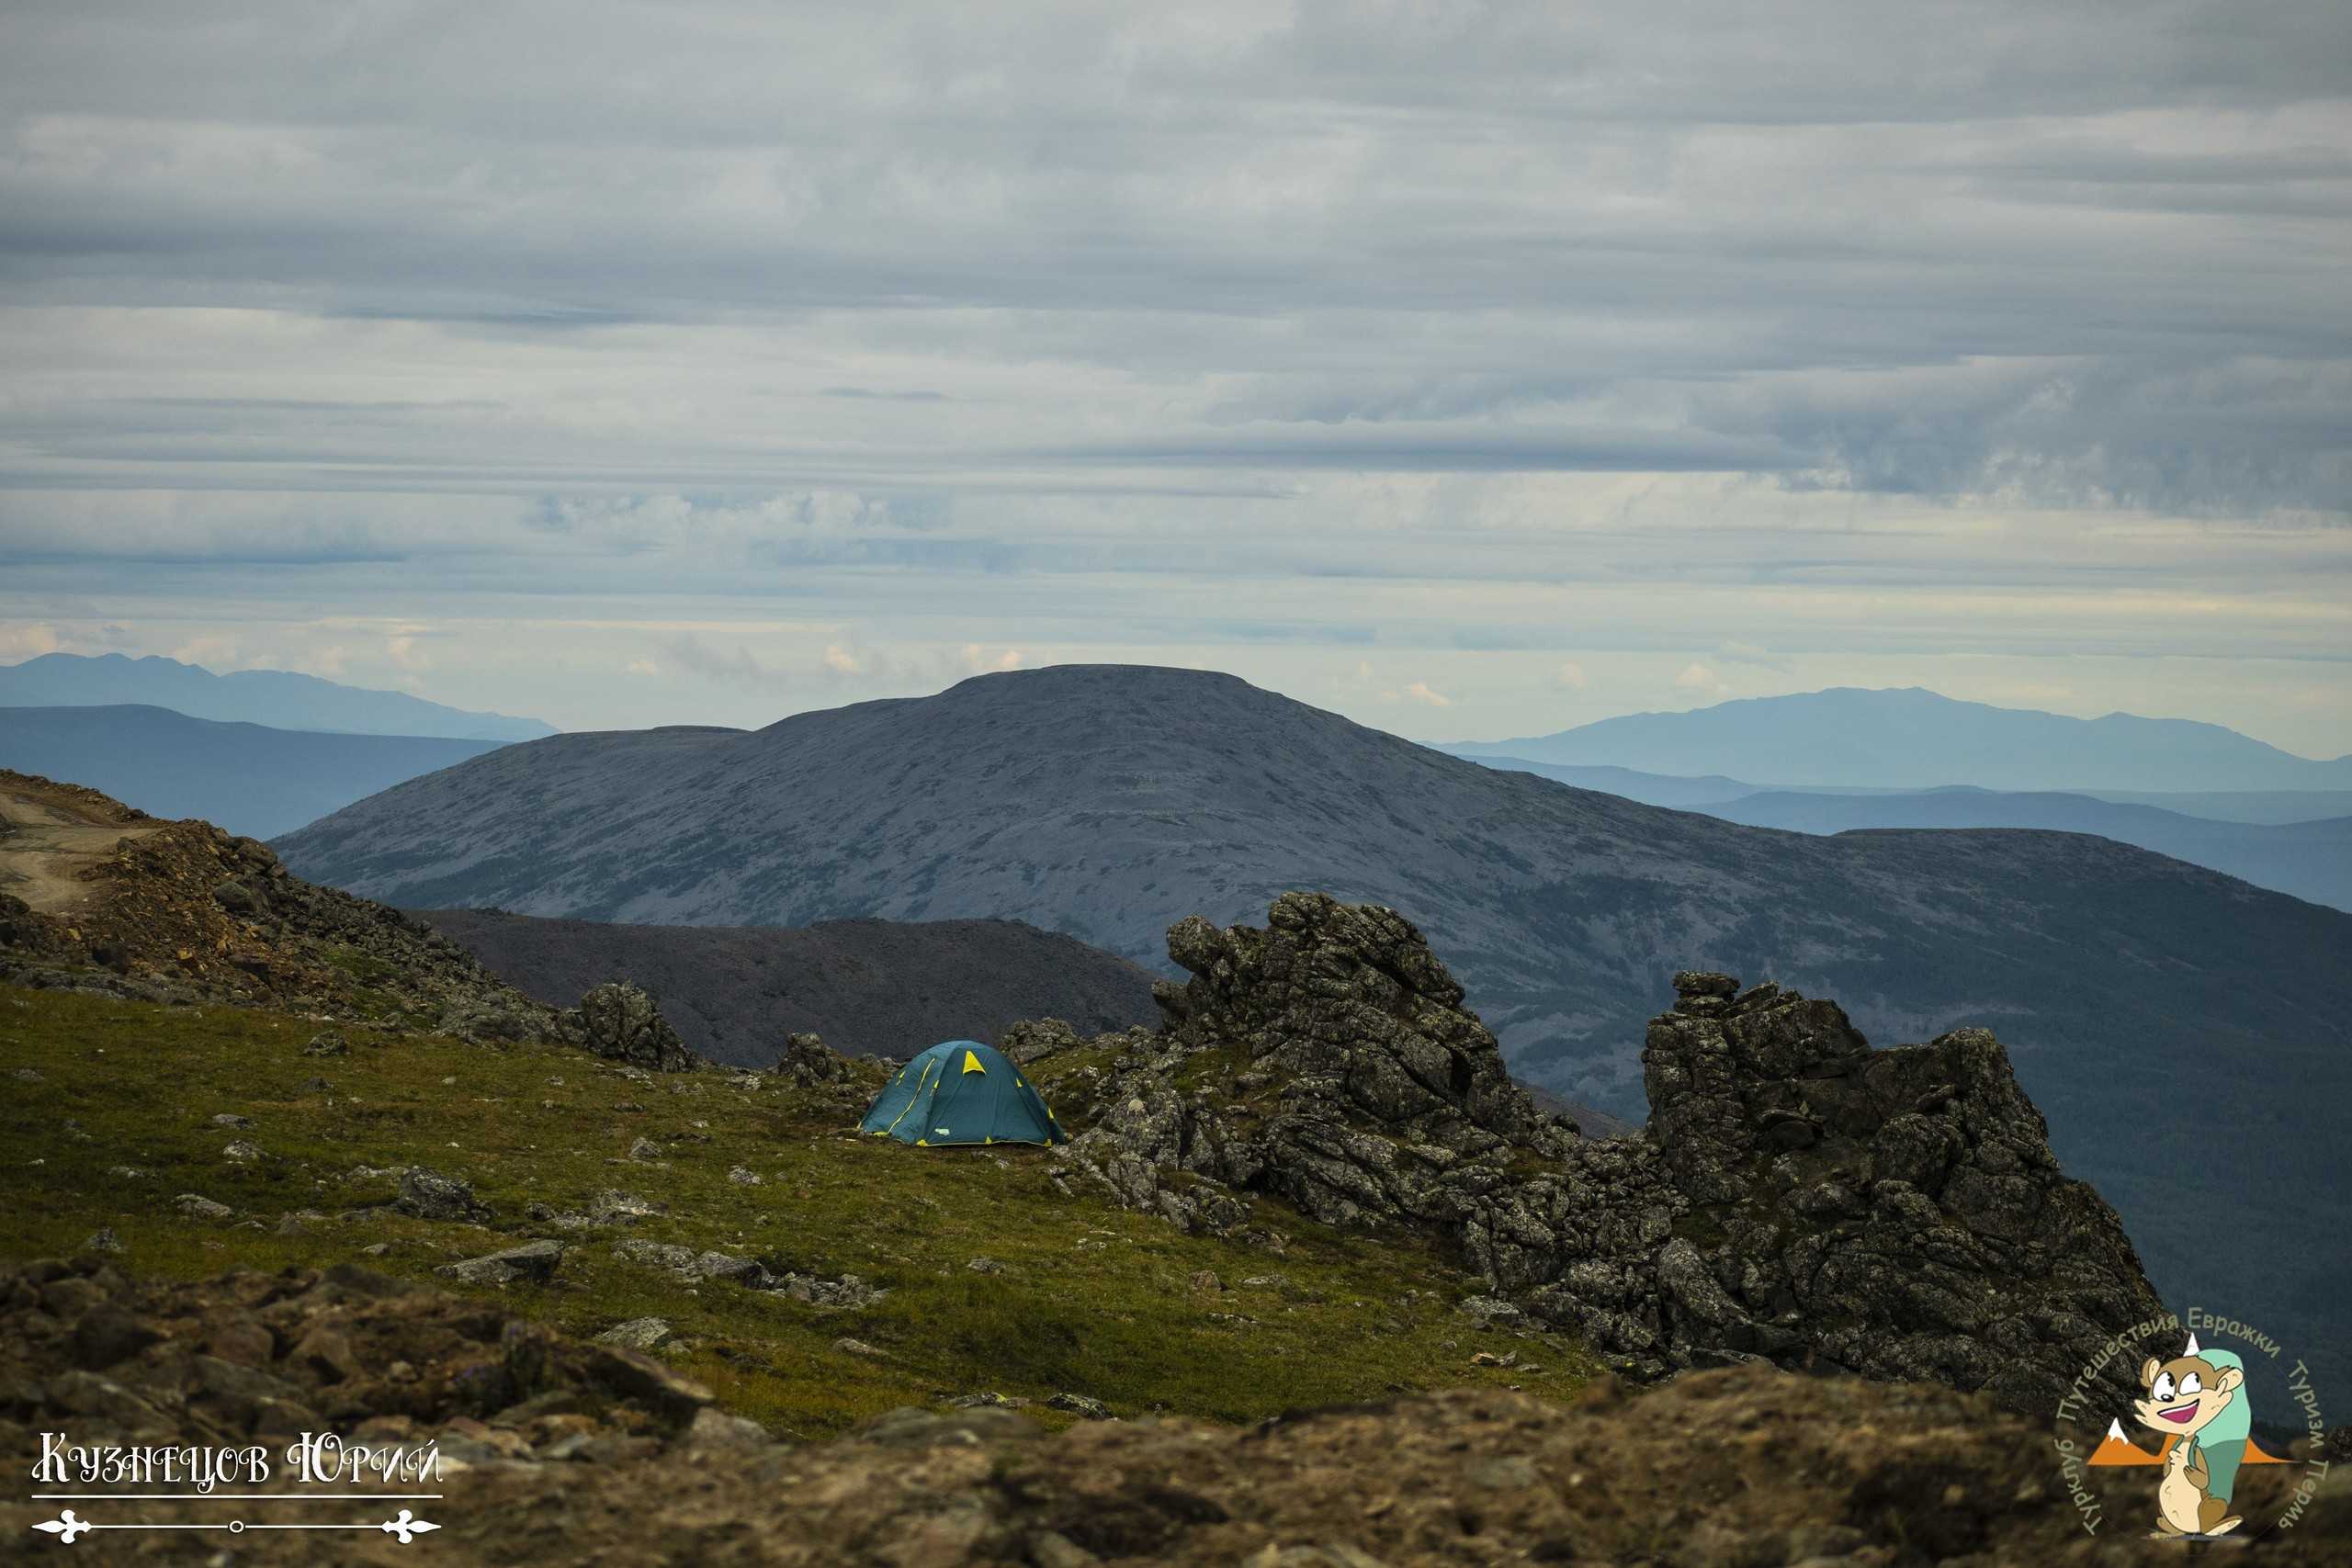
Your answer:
684;1407;769;1447
174;1194;232;1222
627;1136;663;1162
302;1031;350;1057
589;1190;664;1225
833;1337;889;1359
82;1227;125;1255
435;1239;563;1286
967;1257;1007;1274
210;1112;254;1129
394;1167;492;1224
12;1066;43;1083
221;1140;264;1163
1046;1392;1112;1420
728;1166;763;1186
594;1317;673;1351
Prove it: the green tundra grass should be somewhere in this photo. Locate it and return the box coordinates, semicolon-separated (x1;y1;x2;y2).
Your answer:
0;984;1595;1438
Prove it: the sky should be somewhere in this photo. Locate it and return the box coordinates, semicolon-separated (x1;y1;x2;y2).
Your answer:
1;2;2347;755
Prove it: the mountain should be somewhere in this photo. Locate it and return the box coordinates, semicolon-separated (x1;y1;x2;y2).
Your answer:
270;665;2352;1360
1694;786;2352;913
412;907;1159;1066
0;652;556;740
1452;756;1763;809
0;705;510;839
1446;686;2352;792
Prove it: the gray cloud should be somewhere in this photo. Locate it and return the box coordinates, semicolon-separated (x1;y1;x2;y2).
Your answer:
0;3;2347;750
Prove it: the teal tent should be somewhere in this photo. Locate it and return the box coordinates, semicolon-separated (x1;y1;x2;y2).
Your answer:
859;1040;1067;1146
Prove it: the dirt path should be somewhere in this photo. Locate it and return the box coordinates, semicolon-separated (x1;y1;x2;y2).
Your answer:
0;779;165;915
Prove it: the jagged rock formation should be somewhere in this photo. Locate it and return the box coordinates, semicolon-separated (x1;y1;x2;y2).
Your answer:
1047;893;2166;1414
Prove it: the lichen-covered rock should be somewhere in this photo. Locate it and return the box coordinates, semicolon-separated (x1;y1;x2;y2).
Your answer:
1049;895;2167;1415
775;1030;852;1086
393;1167;492;1224
570;981;695;1072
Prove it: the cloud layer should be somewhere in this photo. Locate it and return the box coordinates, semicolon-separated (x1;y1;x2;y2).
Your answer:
1;3;2346;749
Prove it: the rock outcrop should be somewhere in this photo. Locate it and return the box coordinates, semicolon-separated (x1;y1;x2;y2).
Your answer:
0;770;702;1071
571;981;695;1072
1051;893;2167;1415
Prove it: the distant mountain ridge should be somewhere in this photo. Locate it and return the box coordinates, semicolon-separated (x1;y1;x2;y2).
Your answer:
1695;786;2352;913
0;705;507;839
1447;686;2352;792
0;653;555;740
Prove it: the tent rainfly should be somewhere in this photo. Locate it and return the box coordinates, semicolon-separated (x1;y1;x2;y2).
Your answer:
858;1039;1067;1146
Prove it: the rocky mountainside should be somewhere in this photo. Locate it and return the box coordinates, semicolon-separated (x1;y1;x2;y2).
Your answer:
1697;784;2352;913
0;769;686;1068
413;907;1159;1066
272;667;2352;1117
0;704;511;840
1034;895;2162;1415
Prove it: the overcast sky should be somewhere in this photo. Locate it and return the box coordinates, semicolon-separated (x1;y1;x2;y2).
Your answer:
2;2;2347;753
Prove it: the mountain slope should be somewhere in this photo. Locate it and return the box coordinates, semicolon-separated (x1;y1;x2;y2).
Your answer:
0;705;509;838
412;907;1159;1066
274;665;2347;1101
1695;786;2352;912
0;652;556;740
1448;685;2352;791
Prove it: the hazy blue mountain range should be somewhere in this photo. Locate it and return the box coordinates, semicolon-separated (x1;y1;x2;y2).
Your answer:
1694;787;2352;913
1470;753;2352;827
271;665;2350;1369
0;705;505;839
1460;758;1759;808
0;653;556;741
1448;686;2352;792
2071;788;2352;825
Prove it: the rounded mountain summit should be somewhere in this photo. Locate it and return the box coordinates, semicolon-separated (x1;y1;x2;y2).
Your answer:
276;659;2347;1127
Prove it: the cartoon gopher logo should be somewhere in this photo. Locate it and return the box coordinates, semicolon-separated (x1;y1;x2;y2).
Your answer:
2131;1336;2252;1539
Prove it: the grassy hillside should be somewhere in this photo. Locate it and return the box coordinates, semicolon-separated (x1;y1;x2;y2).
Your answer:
0;984;1595;1438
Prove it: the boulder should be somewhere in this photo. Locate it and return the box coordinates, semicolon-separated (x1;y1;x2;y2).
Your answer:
570;982;695;1072
435;1240;564;1286
394;1167;493;1224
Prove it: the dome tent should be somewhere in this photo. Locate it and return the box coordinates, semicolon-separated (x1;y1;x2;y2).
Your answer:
859;1039;1066;1146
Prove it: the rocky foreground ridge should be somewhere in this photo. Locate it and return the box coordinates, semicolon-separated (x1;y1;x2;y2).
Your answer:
4;1255;2342;1567
0;769;694;1069
1033;894;2165;1415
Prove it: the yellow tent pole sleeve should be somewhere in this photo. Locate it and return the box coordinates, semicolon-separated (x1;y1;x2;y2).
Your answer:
882;1059;937;1137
